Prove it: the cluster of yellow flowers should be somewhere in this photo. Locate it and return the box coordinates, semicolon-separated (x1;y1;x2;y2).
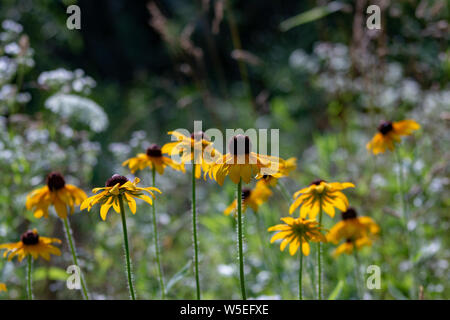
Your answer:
0;119;419;299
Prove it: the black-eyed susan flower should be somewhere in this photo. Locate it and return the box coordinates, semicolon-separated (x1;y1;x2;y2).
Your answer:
81;174;161;221
268;217;326;256
208;135;281;185
327;208;380;257
0;283;6;292
366;119;420;155
289;179;355;220
268;217;326;300
162;130;222;299
224;180;273;216
208;134;281;300
0;229;61;262
81;174;161;300
122;144;182;175
0;229;61;299
289;179;354;299
25;172;87;219
256;157;297;187
162;131;221;179
27;172;89;299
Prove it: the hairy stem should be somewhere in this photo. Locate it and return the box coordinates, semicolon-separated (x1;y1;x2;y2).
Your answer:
63;217;89;300
237;179;247;300
192;165;201;299
152;167;166;299
27;255;33;300
317;210;323;300
118;195;136;300
299;240;303;300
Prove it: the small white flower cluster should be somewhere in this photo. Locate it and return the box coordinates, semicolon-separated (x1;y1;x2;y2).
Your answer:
45;93;108;133
38;68;96;94
0;20;34;110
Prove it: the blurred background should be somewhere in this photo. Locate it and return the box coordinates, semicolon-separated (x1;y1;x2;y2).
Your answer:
0;0;448;299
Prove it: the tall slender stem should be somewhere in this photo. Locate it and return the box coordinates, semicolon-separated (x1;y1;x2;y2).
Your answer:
353;243;362;299
394;149;416;299
299;239;303;300
192;165;201;299
62;217;89;300
151;167;165;299
317;209;323;300
118;195;136;300
237;179;247;300
26;255;33;300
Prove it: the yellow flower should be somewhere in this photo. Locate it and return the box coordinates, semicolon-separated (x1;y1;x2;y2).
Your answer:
327;208;379;257
366;119;420;155
162;131;221;179
81;174;161;221
256;157;297;187
0;283;6;292
25;172;87;219
268;217;326;256
208;135;281;185
0;229;61;262
224;180;272;216
333;237;373;257
122;144;182;175
289;179;354;220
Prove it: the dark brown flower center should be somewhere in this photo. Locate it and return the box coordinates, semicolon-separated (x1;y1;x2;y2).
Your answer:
46;172;66;191
345;238;353;243
229;134;251;155
342;207;358;220
105;174;128;187
146;144;162;157
21;230;39;245
310;179;325;186
242;188;251;200
378;121;393;135
191;131;210;141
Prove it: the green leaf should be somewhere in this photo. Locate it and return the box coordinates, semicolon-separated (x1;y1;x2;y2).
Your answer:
280;1;348;32
388;283;408;300
165;260;192;294
328;280;344;300
33;267;68;281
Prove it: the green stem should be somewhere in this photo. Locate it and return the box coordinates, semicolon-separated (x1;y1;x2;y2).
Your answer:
299;239;303;300
118;195;136;300
394;149;416;299
26;255;33;300
277;180;291;203
192;165;201;299
63;217;89;300
353;243;362;299
152;167;166;299
237;179;247;300
317;209;323;300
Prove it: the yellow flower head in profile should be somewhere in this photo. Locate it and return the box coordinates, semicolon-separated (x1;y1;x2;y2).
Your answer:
81;174;161;221
26;172;87;219
256;157;297;187
289;179;354;220
0;283;6;292
327;208;380;257
0;229;61;262
122;144;182;175
224;180;272;216
268;217;326;256
208;134;281;185
366;119;420;155
161;131;221;179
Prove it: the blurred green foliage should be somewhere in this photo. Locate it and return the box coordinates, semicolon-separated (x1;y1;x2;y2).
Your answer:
0;0;448;300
